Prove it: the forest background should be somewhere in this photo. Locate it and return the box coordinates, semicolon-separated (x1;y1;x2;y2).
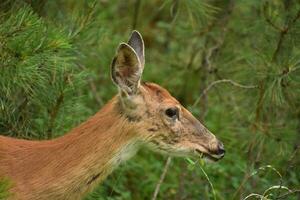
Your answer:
0;0;300;199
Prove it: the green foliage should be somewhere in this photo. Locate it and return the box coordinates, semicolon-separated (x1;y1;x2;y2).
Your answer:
1;0;300;199
0;178;11;200
0;3;88;139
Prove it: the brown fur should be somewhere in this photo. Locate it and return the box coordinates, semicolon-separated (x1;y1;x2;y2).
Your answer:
0;97;140;200
143;82;178;103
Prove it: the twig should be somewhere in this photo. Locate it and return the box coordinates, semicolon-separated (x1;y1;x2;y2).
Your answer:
263;2;283;31
204;41;222;72
234;165;283;199
292;10;300;24
151;157;172;200
193;79;257;107
244;186;300;199
272;9;300;61
71;1;97;38
272;29;287;62
276;189;300;199
47;92;64;139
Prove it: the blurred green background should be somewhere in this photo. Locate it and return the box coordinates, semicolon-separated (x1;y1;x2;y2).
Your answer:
0;0;300;199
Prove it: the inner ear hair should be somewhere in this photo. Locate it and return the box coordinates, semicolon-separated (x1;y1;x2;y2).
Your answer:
111;43;142;96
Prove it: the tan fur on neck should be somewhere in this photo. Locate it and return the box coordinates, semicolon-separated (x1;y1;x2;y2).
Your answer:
0;97;140;200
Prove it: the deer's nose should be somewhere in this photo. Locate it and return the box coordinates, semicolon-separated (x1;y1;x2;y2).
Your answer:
216;141;225;157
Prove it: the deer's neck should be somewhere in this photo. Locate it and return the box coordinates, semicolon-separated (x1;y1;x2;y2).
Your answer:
12;98;141;200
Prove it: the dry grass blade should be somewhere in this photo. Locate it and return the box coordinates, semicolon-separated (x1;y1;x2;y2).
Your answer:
151;157;172;200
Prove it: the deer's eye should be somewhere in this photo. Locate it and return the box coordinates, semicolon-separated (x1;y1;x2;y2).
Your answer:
165;107;179;119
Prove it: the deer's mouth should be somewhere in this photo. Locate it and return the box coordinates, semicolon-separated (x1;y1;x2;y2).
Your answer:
195;149;223;162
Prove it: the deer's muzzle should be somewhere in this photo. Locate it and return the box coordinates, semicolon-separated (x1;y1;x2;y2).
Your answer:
196;139;225;162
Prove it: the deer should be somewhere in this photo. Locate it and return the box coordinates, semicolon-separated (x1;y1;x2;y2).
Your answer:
0;31;225;200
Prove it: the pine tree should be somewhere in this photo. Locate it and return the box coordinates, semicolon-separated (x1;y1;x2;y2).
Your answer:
0;0;300;199
0;3;87;140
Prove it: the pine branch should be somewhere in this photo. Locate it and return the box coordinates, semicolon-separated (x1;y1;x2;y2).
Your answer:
193;79;257;107
71;1;97;38
263;2;283;32
254;8;300;131
272;9;300;61
47;91;64;139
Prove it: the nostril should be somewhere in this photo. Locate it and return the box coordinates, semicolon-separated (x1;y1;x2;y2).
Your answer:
218;147;225;156
217;142;225;156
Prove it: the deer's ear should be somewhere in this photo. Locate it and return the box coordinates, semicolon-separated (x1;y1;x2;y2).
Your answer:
128;30;145;67
111;43;143;96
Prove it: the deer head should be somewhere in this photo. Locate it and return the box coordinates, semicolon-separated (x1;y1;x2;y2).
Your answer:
111;31;225;162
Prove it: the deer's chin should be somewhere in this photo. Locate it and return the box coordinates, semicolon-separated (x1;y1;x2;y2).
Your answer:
195;149;223;162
